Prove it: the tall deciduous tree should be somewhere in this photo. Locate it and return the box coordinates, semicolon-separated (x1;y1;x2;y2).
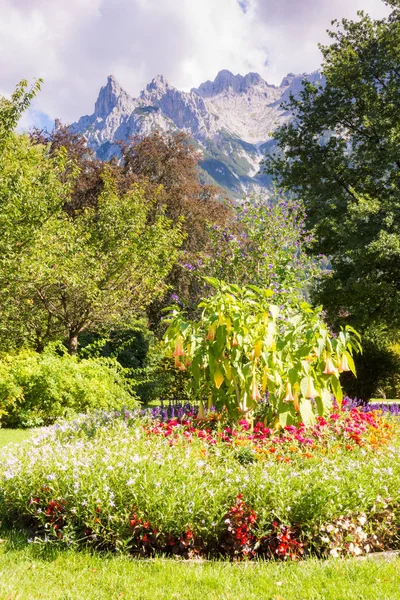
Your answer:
7;171;184;354
121;131;225;250
0;83;184;354
264;1;400;335
121;131;231;326
30;125;106;215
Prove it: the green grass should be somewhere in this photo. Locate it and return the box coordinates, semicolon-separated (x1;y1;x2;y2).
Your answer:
0;427;36;448
370;398;400;404
0;530;399;600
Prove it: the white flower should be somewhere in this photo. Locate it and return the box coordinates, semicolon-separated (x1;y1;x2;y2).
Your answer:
330;548;340;558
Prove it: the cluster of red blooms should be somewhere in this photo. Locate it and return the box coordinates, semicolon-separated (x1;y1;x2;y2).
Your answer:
144;407;386;456
221;494;257;558
29;489;66;539
129;512;159;555
128;511;201;558
260;522;306;560
220;495;306;560
166;530;202;559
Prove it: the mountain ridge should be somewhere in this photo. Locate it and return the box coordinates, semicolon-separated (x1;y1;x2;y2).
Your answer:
70;69;324;196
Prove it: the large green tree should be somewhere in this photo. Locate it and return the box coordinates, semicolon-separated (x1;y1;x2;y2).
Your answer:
265;1;400;335
0;82;75;350
0;83;184;354
4;170;184;354
0;79;42;152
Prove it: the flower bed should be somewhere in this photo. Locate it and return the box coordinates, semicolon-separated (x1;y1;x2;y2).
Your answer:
1;405;400;560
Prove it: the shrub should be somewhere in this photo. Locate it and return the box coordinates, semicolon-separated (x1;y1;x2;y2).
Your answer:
204;195;322;305
342;331;400;401
164;279;361;425
0;345;138;427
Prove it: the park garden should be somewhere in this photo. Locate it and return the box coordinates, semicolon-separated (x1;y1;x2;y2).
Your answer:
0;2;400;598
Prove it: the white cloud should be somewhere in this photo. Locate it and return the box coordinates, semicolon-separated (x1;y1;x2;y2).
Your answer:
253;0;391;83
0;0;391;126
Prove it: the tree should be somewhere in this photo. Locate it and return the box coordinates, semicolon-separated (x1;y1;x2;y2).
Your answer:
30;125;106;215
121;131;231;326
6;170;184;354
121;131;225;247
0;84;185;354
0;79;42;152
0;105;74;351
264;2;400;335
203;195;322;307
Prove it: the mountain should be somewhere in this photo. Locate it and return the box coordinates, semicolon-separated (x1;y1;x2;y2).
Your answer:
70;69;324;196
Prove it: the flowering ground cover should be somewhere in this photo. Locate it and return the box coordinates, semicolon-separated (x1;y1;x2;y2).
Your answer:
1;403;399;562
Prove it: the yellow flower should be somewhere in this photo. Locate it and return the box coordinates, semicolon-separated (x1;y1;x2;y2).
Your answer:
283;382;294;402
214;369;224;389
173;335;185;357
305;376;318;399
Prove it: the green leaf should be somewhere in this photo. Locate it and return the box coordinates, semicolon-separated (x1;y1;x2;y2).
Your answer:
345;351;357;376
331;376;343;407
202;276;220;289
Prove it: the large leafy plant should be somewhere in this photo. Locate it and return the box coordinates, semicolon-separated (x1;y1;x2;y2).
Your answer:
164;279;361;426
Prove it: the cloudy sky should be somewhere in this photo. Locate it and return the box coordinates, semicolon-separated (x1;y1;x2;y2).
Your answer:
0;0;390;129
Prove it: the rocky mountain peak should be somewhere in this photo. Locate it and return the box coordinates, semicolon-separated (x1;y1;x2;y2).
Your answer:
70;68;323;196
280;73;297;87
145;74;170;94
94;74;135;119
192;69;271;98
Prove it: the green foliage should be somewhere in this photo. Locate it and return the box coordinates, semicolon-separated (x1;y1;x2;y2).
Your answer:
1;169;184;354
0;133;75;351
77;323;181;403
79;322;151;369
137;341;191;405
0;346;137;428
204;196;322;304
0;132;71;268
0;79;42;152
264;4;400;334
164;279;361;425
342;329;400;401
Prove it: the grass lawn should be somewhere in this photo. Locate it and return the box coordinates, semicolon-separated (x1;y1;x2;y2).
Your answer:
0;427;36;448
0;529;398;600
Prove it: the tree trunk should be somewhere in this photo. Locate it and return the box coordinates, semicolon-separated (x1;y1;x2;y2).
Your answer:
68;333;79;356
35;339;44;353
